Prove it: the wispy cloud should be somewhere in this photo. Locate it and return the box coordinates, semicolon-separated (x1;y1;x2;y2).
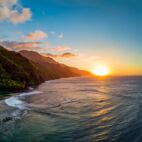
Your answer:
0;41;71;53
0;41;50;52
0;41;40;51
0;40;76;59
0;0;32;24
62;52;76;58
45;52;76;58
49;45;70;51
23;30;48;41
50;31;56;36
58;33;64;39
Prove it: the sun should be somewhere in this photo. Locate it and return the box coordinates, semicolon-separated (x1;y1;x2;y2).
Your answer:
92;66;109;76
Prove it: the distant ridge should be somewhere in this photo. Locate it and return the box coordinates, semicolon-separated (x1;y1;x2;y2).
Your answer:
19;50;92;79
0;46;92;90
19;50;57;64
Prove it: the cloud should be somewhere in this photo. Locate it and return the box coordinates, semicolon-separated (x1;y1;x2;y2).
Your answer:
49;46;70;51
45;52;76;58
0;41;71;53
0;0;32;24
1;41;78;60
0;41;46;51
50;31;55;35
23;30;48;41
58;33;64;39
10;8;32;24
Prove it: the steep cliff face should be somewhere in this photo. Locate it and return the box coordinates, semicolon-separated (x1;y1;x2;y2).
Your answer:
0;46;92;91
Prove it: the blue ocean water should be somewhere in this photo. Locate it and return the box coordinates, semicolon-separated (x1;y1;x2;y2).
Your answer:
0;76;142;142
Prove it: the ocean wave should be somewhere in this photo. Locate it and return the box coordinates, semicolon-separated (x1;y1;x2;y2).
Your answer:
4;91;42;110
5;96;26;110
19;91;42;97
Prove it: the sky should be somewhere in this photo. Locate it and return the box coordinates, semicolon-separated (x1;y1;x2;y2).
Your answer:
0;0;142;75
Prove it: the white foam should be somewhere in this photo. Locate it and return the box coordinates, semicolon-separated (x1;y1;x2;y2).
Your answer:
5;96;26;109
19;91;42;97
5;91;42;110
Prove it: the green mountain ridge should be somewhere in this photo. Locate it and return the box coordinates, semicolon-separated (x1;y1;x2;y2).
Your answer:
0;46;92;91
0;46;44;90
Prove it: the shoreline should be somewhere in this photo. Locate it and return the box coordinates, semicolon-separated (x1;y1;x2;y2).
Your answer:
0;76;84;101
0;86;36;101
1;75;142;101
2;76;85;110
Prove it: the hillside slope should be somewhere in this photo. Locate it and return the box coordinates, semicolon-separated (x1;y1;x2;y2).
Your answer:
0;46;92;91
0;46;44;90
19;50;92;79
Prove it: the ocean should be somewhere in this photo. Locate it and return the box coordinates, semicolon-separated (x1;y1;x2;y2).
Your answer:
0;76;142;142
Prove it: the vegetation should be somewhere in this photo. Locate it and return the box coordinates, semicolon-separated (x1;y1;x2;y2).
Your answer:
0;46;92;91
0;46;44;91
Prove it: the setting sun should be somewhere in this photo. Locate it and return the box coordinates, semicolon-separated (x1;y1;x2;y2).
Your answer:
92;66;109;76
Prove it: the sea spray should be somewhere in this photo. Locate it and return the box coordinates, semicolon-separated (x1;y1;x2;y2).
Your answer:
5;91;42;110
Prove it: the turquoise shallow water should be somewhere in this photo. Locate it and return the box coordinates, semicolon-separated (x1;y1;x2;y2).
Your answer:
0;76;142;142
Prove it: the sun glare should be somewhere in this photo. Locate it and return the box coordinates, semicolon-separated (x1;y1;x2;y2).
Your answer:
92;66;109;76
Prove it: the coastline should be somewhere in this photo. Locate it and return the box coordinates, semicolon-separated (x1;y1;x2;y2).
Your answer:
1;75;142;101
0;76;85;101
0;85;36;101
